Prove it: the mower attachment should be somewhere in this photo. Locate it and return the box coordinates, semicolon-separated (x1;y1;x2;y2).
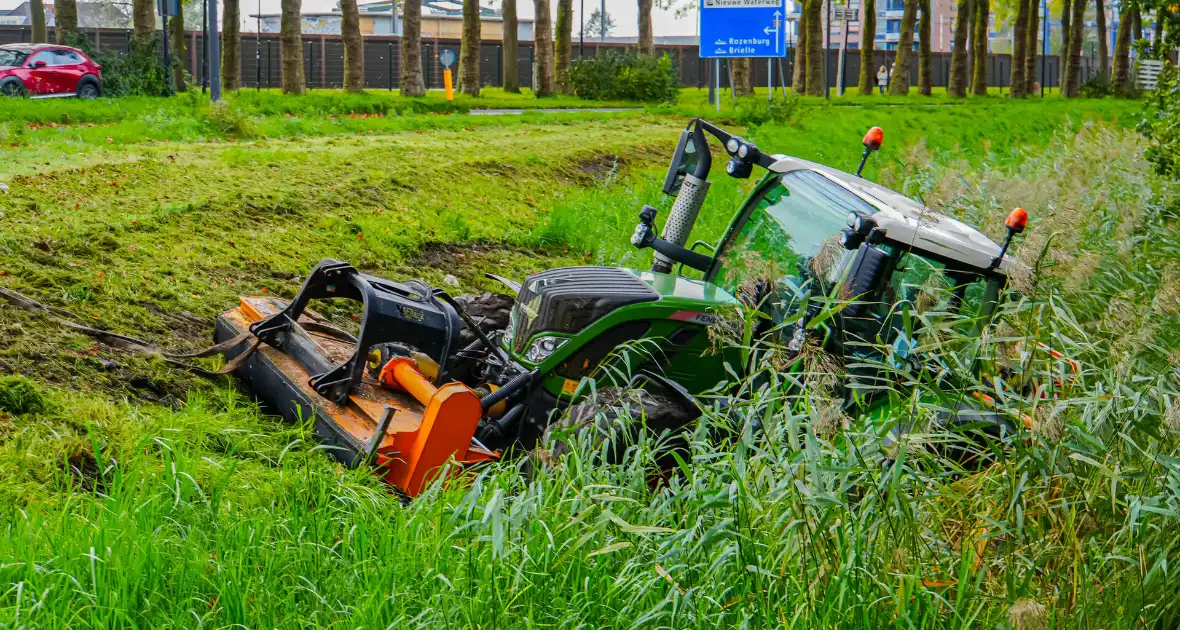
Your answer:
250;260;461;404
215;260;495;497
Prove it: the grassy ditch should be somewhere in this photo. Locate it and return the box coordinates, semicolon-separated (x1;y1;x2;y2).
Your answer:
0;99;1175;626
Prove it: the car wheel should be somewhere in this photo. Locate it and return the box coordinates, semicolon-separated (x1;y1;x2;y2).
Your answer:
0;81;25;98
77;81;99;99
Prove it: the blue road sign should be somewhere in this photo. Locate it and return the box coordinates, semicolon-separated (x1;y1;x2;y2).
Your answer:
439;49;456;69
699;0;787;59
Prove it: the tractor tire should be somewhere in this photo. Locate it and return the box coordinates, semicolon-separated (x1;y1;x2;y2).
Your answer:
542;387;698;468
884;402;1017;469
453;292;513;347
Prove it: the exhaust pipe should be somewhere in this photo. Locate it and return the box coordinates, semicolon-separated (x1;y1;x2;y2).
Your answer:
652;123;713;274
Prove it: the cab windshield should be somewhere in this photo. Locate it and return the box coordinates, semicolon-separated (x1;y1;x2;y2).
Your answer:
713;169;877;295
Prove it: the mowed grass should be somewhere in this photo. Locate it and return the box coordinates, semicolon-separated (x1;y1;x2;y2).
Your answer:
0;95;1177;627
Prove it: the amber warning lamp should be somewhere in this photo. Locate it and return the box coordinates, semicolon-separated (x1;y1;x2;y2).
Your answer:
990;207;1029;269
856;127;884;177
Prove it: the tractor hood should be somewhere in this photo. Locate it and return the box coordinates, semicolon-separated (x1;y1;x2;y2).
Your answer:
504;266;739;358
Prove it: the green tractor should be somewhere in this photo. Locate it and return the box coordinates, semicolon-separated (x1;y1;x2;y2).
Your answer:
218;119;1033;495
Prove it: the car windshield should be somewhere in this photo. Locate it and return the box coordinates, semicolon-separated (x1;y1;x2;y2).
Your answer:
0;49;29;67
714;169;878;294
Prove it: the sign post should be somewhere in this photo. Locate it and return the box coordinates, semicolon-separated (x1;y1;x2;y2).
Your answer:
832;6;857;97
699;0;788;105
157;0;177;88
440;49;456;100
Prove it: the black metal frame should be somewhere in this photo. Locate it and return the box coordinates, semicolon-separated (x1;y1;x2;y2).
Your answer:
250;259;460;403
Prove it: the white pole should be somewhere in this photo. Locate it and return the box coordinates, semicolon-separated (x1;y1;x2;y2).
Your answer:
837;17;847;96
716;58;721;112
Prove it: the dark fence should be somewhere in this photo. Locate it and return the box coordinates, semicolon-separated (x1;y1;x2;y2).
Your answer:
0;24;1104;93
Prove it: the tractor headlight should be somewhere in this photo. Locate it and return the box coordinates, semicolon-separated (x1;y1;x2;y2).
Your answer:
726;138;740;154
523;335;569;363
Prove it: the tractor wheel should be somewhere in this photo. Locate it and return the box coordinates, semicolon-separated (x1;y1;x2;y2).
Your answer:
541;387;698;469
453;292;513;347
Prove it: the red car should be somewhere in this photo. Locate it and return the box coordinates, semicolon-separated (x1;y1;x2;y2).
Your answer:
0;43;102;99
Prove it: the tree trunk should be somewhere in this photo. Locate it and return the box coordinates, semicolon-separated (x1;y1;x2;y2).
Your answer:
1011;0;1029;96
533;0;555;96
341;0;364;91
888;0;918;94
1024;0;1039;94
222;0;241;91
731;58;754;96
858;0;877;94
971;0;989;94
793;2;809;93
133;0;155;43
1132;5;1142;41
55;0;78;45
29;0;46;43
1060;0;1072;87
948;0;971;96
638;0;654;54
1096;0;1108;80
400;0;426;96
555;0;573;92
170;10;186;91
459;0;481;96
1065;0;1084;95
279;0;305;94
918;0;932;95
502;0;520;92
804;0;824;96
1112;0;1132;91
1154;7;1166;49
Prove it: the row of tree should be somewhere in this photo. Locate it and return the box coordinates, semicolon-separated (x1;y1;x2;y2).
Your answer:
24;0;1166;98
779;0;1157;98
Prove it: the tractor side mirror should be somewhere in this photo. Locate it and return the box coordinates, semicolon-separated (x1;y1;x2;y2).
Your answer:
842;239;891;318
663;129;701;196
856;126;884;178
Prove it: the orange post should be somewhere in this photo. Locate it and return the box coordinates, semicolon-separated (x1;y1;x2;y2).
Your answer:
443;69;454;101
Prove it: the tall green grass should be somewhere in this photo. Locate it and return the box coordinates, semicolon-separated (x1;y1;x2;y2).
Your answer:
0;99;1174;626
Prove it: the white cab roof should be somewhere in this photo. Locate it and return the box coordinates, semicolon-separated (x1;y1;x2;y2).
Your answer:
768;155;1025;277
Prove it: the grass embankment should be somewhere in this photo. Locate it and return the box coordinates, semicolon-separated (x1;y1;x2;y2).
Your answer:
0;98;1176;626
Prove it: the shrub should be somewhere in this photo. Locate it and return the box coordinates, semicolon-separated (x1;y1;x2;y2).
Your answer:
0;376;50;415
1079;74;1111;99
566;52;679;103
203;101;258;138
67;34;173;98
734;94;801;127
1139;63;1180;177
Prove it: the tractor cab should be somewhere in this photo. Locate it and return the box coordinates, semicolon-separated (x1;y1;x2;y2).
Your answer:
628;119;1031;392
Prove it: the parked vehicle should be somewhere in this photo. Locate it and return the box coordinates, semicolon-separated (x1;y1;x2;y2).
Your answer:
0;43;102;99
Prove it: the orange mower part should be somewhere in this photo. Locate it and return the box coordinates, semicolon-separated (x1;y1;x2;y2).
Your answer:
215;296;496;498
